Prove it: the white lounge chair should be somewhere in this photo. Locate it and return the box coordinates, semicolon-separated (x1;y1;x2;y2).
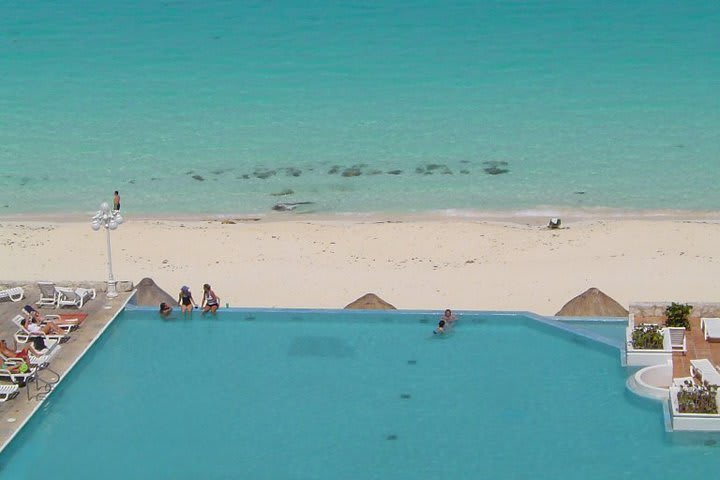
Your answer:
0;363;37;386
36;282;60;307
665;327;687;354
27;342;62;370
0;287;24;303
1;340;62;370
10;314;69;345
56;287;96;308
701;317;720;342
21;307;80;333
690;359;720;386
0;383;20;402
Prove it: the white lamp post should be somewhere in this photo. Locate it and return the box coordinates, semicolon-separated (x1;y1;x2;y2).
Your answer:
91;202;123;298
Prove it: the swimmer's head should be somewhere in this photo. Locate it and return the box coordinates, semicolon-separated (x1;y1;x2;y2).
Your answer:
438;320;446;328
444;309;452;316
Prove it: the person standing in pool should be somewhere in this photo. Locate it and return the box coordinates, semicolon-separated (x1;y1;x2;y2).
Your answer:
441;309;457;326
113;191;120;211
201;283;220;315
178;286;197;314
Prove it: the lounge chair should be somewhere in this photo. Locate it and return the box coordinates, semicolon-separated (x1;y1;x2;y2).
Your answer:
1;341;62;371
0;363;37;386
690;359;720;386
36;281;60;307
56;287;96;308
27;343;62;371
665;327;687;354
0;287;24;303
701;318;720;342
21;306;81;333
10;314;69;345
0;383;20;402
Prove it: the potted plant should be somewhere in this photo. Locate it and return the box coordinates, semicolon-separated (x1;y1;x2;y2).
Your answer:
665;302;693;330
677;380;718;414
631;324;665;350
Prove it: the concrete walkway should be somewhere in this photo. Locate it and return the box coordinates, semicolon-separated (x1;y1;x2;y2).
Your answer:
0;282;133;451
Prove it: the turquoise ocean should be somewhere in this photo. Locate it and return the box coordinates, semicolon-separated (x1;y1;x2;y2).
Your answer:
1;0;718;216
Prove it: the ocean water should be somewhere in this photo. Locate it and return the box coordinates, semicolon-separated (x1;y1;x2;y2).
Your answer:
3;309;720;479
1;0;719;216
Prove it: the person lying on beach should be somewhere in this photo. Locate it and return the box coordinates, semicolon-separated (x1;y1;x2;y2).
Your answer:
21;317;66;336
23;305;86;327
434;320;446;335
201;284;220;315
178;286;197;313
159;302;173;317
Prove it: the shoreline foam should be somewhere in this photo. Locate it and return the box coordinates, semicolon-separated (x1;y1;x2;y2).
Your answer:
1;207;719;225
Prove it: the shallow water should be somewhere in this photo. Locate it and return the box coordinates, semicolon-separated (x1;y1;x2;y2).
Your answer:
1;0;719;215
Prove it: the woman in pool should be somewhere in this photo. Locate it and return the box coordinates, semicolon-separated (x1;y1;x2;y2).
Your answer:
178;286;197;313
201;284;220;315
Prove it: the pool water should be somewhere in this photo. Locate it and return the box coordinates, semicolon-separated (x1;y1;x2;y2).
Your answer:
2;310;720;479
557;318;629;345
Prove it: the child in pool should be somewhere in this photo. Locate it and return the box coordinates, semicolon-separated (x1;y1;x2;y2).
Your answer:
434;319;446;334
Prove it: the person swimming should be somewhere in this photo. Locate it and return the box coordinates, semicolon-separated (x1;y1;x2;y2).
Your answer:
441;309;457;325
159;302;172;317
434;319;446;334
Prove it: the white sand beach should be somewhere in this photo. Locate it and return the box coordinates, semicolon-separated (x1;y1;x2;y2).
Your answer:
1;214;719;315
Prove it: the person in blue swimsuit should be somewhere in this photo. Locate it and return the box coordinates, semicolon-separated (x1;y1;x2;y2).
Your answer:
178;286;197;314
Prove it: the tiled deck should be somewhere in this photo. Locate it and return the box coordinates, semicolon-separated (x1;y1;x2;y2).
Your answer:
636;315;720;380
672;316;720;380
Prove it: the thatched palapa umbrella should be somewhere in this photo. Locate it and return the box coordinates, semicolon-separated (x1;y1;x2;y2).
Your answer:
344;293;396;310
555;287;628;317
134;278;176;307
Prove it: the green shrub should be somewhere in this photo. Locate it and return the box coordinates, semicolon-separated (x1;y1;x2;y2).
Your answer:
665;302;693;330
631;324;664;350
677;380;718;414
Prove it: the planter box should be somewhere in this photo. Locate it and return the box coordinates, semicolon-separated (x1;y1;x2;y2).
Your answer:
625;326;673;367
669;386;720;431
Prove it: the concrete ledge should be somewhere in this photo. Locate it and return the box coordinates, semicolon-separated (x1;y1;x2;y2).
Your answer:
627;363;672;401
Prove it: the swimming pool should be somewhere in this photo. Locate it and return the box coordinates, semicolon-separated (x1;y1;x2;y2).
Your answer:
1;309;719;478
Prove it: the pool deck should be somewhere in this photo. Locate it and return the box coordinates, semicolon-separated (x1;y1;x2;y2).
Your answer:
634;315;720;380
0;283;132;452
672;316;720;380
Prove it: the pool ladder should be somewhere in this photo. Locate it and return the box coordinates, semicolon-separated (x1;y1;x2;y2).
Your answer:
25;368;60;401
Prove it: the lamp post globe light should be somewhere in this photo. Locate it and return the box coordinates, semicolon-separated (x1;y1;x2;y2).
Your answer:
91;201;123;298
